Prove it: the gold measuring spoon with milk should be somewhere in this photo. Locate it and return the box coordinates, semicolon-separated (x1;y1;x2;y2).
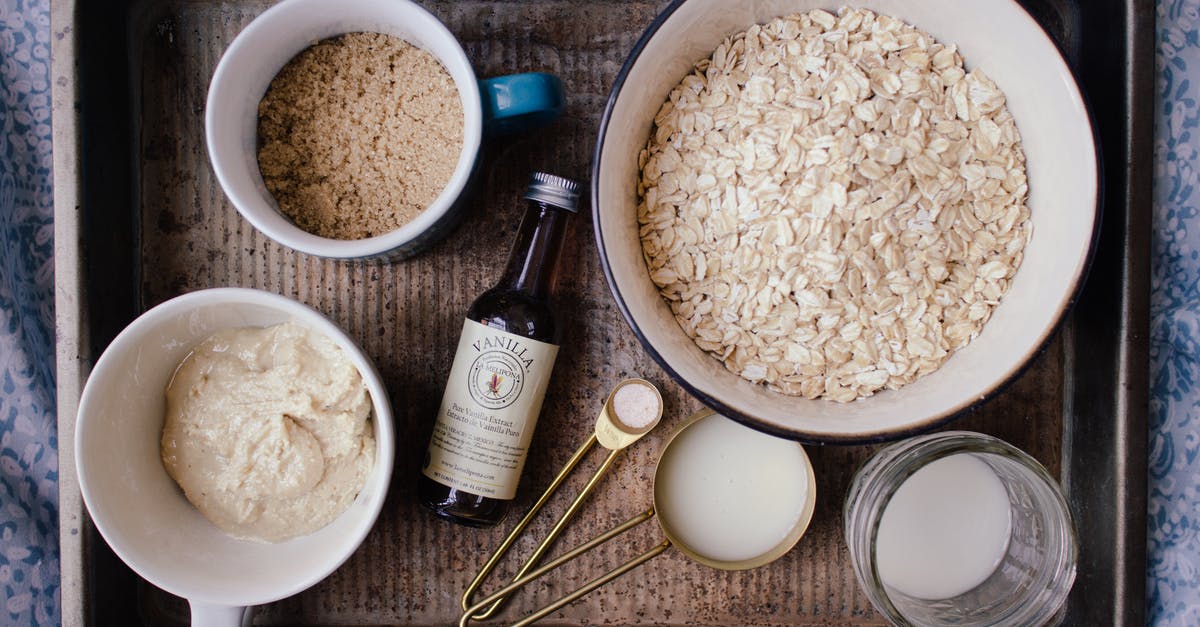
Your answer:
460;401;817;626
462;378;665;620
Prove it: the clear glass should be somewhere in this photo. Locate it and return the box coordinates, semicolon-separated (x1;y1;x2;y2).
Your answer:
844;431;1077;626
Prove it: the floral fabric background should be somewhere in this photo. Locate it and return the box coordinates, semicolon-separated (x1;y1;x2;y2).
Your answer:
0;0;57;619
0;0;1193;625
0;0;58;624
1151;0;1200;624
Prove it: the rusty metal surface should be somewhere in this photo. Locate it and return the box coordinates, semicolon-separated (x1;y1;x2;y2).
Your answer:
53;0;1145;624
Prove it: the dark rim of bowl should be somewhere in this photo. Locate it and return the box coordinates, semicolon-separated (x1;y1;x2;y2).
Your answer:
590;0;1104;445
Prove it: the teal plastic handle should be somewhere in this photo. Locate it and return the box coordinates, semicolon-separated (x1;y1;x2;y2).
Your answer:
479;72;565;135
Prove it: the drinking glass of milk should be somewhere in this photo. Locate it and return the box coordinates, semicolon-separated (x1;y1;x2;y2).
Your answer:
844;431;1077;626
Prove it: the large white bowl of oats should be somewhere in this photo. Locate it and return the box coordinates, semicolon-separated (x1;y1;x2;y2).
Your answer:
593;1;1097;442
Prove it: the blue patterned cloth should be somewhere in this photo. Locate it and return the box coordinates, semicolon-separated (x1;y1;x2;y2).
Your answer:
0;0;58;624
1151;1;1200;624
0;0;1195;625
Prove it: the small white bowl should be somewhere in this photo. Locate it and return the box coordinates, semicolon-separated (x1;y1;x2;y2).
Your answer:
205;0;483;259
75;288;395;623
593;0;1098;443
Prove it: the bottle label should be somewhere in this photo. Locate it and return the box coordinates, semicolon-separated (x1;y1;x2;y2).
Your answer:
422;319;559;500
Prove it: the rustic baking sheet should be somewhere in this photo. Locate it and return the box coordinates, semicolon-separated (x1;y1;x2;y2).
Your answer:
51;0;1150;624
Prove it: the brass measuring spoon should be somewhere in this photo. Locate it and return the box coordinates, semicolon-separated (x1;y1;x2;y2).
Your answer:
461;378;664;620
459;409;817;626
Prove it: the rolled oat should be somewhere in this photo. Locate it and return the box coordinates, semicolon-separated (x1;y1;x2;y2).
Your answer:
637;8;1032;402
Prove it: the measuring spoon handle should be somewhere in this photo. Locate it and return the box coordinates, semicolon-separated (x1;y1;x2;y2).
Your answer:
513;539;671;627
458;507;667;626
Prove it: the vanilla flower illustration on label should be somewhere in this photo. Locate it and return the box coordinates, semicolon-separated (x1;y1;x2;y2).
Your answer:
467;333;535;409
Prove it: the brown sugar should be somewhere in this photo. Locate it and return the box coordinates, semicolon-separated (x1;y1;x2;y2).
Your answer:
256;32;464;240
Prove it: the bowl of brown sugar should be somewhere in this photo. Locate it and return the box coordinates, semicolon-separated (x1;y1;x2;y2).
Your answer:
255;32;463;243
206;0;564;259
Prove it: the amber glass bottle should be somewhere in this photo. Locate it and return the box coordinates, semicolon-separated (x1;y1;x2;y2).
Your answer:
418;172;579;527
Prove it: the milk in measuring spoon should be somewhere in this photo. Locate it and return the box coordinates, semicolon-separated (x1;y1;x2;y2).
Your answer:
654;414;811;563
875;453;1013;600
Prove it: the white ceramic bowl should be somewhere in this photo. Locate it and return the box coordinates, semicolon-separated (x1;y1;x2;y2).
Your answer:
205;0;483;259
593;0;1098;443
75;288;395;624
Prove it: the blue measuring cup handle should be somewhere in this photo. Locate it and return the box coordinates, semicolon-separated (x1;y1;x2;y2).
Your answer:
479;72;565;135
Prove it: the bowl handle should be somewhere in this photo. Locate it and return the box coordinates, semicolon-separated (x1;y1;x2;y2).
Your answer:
189;601;251;627
479;72;565;135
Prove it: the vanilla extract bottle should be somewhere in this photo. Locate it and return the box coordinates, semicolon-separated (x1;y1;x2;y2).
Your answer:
418;172;579;527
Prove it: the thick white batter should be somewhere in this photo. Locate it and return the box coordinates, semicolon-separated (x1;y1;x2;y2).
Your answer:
161;322;375;542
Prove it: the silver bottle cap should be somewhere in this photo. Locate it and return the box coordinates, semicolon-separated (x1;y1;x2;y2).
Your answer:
523;172;581;213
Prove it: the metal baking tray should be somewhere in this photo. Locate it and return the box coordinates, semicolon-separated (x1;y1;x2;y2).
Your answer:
51;0;1150;624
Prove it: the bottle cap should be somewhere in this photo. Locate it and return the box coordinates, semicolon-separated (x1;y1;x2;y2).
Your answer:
524;172;581;213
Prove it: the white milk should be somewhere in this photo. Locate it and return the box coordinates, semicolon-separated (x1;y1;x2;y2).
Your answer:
654;414;810;563
611;382;660;429
875;453;1012;600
